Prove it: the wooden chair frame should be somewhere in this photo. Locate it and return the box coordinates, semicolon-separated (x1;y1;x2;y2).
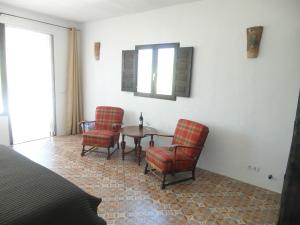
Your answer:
144;134;204;189
79;120;122;160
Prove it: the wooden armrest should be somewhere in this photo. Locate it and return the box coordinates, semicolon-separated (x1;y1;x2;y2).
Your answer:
78;120;96;133
167;144;178;151
151;133;174;138
168;144;204;162
112;123;122;131
78;120;96;125
168;144;203;151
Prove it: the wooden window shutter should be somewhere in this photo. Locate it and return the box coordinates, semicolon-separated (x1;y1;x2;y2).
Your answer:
121;50;137;92
175;47;193;97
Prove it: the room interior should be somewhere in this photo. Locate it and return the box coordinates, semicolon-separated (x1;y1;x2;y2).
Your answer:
0;0;299;224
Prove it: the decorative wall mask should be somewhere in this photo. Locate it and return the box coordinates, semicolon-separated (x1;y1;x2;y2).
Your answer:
247;26;263;58
94;42;101;60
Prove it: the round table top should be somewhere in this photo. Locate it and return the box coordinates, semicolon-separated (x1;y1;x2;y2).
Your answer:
120;126;157;138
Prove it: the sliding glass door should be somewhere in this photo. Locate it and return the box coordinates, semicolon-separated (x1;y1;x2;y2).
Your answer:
5;26;55;144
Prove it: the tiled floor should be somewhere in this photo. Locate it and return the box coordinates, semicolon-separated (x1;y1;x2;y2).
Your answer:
13;135;280;225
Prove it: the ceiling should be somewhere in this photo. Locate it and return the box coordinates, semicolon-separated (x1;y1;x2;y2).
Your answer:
0;0;200;22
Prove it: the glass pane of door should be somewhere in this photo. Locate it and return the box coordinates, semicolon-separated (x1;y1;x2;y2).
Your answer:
5;26;54;144
0;70;3;114
137;49;153;94
156;48;175;95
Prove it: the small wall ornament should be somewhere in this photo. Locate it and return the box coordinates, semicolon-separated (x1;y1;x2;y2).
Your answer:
94;42;101;60
247;26;263;58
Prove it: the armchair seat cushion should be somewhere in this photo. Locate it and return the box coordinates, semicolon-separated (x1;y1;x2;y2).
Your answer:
146;147;194;173
82;129;119;148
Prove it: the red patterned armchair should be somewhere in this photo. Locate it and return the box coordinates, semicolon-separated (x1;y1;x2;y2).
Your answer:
79;106;124;160
145;119;209;189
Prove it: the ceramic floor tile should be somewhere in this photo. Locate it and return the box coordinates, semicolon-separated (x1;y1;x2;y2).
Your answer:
13;135;280;225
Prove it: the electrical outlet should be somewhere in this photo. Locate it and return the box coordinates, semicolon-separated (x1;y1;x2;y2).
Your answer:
248;165;260;173
267;174;279;181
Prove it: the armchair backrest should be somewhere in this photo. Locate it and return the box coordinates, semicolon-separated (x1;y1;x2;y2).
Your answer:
95;106;124;131
172;119;209;158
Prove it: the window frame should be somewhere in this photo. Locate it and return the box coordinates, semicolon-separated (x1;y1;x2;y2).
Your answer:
0;65;8;116
0;24;8;116
134;43;179;101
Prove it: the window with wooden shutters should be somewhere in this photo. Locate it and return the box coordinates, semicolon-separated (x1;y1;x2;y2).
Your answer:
121;43;193;100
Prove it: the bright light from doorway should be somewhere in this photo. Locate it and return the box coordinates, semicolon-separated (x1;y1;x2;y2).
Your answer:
0;72;3;114
5;26;54;144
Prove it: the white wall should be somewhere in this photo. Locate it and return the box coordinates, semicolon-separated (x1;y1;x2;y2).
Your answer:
81;0;300;192
0;3;80;144
0;115;9;145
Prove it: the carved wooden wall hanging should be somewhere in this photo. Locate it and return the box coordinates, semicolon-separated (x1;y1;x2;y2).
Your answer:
247;26;263;58
94;42;101;60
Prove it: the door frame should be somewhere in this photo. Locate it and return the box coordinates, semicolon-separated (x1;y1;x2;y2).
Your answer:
50;34;57;137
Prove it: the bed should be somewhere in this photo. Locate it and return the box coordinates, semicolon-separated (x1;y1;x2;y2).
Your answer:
0;145;106;225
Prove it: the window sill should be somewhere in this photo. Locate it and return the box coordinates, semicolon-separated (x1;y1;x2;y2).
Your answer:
134;92;176;101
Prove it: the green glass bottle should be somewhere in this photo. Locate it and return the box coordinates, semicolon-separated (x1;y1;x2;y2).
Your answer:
139;112;143;129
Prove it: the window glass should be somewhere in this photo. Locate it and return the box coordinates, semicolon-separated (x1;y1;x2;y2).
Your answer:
156;48;174;95
137;49;152;94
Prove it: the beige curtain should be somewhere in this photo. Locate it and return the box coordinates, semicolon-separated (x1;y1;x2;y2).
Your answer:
66;28;83;135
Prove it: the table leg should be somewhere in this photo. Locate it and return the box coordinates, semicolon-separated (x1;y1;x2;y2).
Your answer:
121;135;126;160
149;134;154;147
137;138;142;166
134;138;138;158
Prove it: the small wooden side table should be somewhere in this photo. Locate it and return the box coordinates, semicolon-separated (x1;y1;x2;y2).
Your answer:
120;126;157;166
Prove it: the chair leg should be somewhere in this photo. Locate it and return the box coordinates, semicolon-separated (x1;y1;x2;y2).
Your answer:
81;146;85;156
144;163;149;174
192;168;196;180
161;173;166;190
107;148;111;160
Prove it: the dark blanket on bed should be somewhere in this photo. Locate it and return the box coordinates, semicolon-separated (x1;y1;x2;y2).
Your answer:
0;145;106;225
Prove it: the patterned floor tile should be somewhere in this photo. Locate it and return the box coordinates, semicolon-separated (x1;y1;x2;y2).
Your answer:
13;135;280;225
